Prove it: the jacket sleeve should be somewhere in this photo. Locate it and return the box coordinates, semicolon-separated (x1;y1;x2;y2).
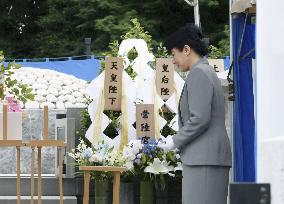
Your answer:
173;68;213;149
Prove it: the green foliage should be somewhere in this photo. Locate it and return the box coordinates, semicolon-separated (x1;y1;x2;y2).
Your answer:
207;25;230;58
0;0;230;58
76;108;92;147
217;25;230;56
0;51;35;102
121;18;154;51
208;45;223;59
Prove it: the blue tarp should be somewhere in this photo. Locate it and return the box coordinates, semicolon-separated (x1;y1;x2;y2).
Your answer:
4;56;102;81
5;55;229;82
232;14;256;182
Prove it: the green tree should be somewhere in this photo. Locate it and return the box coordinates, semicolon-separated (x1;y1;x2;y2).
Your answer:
0;0;48;58
0;0;230;58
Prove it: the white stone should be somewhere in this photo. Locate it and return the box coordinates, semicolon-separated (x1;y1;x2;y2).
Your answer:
64;102;76;108
9;67;89;110
40;102;55;109
46;94;57;103
63;79;73;85
72;91;83;98
58;95;66;102
36;89;49;96
75;103;86;108
22;78;34;85
60;89;71;95
25;101;40;109
37;78;49;85
65;95;76;104
34;95;46;102
33;83;48;90
49;79;63;86
48;88;59;96
56;101;65;109
76;97;85;103
69;84;79;91
49;84;62;91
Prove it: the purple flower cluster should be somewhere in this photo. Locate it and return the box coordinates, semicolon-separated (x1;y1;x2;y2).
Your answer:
142;138;160;158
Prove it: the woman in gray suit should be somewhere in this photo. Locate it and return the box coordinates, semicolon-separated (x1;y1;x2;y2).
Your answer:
163;24;232;204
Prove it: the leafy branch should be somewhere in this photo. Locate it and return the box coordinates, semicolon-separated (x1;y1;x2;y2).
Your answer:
0;51;35;102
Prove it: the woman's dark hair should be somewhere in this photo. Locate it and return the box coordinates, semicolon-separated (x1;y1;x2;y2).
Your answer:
165;23;208;56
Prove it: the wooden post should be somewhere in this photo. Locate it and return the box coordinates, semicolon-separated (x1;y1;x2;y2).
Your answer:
43;106;48;140
26;141;66;204
30;146;35;204
79;166;126;204
58;147;63;204
3;104;7;140
16;146;21;204
113;172;121;204
37;146;42;204
83;171;91;204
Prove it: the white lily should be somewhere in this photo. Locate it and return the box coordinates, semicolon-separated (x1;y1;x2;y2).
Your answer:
174;162;183;171
144;158;169;175
163;161;174;172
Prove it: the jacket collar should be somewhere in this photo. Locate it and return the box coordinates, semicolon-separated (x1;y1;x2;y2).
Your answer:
191;57;209;70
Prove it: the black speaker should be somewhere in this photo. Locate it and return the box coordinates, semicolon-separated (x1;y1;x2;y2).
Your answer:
230;183;270;204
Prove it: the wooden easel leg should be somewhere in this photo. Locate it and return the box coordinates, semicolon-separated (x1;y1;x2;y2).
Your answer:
3;104;7;140
37;146;42;204
113;172;121;204
83;171;90;204
16;146;21;204
30;147;35;204
58;147;63;204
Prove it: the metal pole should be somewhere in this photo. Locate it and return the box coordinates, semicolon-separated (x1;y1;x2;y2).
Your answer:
84;38;92;56
229;2;234;204
194;0;200;28
184;0;201;28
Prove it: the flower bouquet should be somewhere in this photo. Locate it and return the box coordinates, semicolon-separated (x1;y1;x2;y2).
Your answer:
122;136;182;185
122;136;182;204
69;139;124;181
69;139;125;204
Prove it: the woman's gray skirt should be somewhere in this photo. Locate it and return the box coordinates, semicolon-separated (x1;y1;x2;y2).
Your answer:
182;165;230;204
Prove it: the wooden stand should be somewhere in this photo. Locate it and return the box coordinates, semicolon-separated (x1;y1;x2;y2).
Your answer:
1;104;67;204
79;166;127;204
26;106;66;204
0;104;23;204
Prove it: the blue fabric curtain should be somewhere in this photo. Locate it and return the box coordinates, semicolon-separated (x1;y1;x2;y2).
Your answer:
232;14;256;182
4;56;101;81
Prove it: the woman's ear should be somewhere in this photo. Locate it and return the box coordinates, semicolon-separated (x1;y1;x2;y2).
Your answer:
183;45;191;56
